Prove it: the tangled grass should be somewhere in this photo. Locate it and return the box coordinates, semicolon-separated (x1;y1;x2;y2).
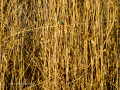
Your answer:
0;0;120;90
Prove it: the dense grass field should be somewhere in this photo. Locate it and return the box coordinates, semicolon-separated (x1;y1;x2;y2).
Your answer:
0;0;120;90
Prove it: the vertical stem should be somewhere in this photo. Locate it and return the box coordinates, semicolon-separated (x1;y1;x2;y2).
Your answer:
0;0;3;89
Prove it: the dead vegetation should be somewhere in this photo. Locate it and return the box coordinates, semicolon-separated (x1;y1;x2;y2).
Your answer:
0;0;120;90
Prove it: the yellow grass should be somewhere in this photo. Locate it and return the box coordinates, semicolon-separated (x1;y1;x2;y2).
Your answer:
0;0;120;90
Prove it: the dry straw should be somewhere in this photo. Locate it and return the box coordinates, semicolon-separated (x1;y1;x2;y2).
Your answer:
0;0;119;90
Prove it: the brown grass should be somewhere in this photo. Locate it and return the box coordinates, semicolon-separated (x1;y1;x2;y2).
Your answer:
0;0;120;90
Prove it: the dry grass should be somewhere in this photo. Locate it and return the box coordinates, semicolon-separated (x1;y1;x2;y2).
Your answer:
0;0;120;90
